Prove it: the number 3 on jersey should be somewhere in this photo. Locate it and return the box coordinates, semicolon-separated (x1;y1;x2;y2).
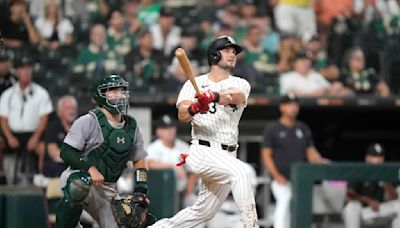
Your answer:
201;102;217;114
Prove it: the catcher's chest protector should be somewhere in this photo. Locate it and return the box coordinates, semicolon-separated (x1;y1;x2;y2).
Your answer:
87;108;137;182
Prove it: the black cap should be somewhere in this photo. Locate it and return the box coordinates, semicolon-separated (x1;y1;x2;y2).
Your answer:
159;7;174;17
280;93;299;104
294;49;312;60
366;143;385;156
14;56;33;68
0;49;9;62
156;114;176;128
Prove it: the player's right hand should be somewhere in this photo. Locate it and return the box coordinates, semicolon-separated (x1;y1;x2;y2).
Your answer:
88;166;104;186
188;102;209;115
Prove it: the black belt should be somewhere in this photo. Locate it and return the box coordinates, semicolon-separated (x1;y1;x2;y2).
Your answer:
198;140;237;152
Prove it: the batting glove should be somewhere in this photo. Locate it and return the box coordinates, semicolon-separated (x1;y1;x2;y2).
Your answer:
188;102;209;115
197;89;220;106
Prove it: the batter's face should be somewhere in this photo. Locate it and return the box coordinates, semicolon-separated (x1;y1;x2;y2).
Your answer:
217;47;237;70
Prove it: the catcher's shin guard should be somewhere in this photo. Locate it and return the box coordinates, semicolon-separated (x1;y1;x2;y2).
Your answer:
56;172;92;228
55;198;83;228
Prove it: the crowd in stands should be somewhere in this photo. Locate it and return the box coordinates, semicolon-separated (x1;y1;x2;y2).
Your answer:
0;0;399;98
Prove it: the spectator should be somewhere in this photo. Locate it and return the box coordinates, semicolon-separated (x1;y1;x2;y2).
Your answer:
170;29;207;71
145;115;190;203
260;94;329;228
0;50;16;95
124;28;164;83
241;24;277;74
280;50;347;96
340;47;390;97
343;143;400;228
0;49;15;185
42;96;77;178
106;9;134;58
304;34;341;83
271;0;316;40
137;0;161;27
122;0;142;35
150;6;181;57
73;24;122;78
0;56;53;185
165;57;200;94
0;0;40;48
276;35;302;73
35;0;74;50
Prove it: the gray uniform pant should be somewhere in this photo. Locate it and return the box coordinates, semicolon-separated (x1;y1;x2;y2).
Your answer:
60;169;119;228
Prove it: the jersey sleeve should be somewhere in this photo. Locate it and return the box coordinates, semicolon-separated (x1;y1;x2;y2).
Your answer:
145;142;162;161
261;125;275;150
302;122;315;148
0;89;11;117
176;80;196;107
63;114;96;151
131;126;148;162
239;78;251;105
38;89;53;116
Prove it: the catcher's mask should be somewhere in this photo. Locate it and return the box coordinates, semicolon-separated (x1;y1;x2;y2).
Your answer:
90;74;129;114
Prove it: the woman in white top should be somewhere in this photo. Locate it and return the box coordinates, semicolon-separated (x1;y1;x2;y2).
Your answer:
35;0;74;50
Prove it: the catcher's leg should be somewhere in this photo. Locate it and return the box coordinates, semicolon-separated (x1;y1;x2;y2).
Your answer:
56;172;92;228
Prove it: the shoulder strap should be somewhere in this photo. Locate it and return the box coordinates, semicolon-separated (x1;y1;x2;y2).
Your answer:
89;108;112;139
122;114;137;141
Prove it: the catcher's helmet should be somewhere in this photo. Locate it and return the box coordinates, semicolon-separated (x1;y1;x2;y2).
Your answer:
90;74;129;114
207;36;243;66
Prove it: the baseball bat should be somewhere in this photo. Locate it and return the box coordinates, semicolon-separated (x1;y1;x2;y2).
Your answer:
175;48;202;97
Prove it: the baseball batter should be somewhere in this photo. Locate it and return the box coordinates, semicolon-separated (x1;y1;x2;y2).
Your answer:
149;36;259;228
55;75;150;228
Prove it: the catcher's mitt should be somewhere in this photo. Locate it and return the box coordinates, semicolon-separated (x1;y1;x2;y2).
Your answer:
111;193;149;228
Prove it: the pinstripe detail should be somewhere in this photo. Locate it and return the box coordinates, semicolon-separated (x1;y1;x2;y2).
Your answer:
149;75;258;228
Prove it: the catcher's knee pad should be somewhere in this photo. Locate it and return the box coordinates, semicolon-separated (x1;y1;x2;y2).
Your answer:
64;171;92;205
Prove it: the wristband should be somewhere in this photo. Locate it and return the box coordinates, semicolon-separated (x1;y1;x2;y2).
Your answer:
134;168;148;194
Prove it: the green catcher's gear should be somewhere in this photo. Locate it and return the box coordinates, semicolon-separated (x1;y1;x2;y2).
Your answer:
111;193;149;228
85;108;137;182
90;74;130;114
56;172;92;228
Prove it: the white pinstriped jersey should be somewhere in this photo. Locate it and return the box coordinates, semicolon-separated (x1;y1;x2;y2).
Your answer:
176;74;251;145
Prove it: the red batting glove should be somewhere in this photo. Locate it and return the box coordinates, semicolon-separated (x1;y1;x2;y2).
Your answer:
197;89;220;106
188;102;209;115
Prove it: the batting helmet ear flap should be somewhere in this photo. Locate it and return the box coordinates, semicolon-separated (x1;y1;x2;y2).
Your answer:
207;49;221;66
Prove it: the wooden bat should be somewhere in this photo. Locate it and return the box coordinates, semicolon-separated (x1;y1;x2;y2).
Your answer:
175;48;201;97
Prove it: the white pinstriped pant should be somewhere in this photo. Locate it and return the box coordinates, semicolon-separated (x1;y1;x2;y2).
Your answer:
148;143;259;228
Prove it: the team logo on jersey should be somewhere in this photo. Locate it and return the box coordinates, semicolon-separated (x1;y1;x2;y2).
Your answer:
229;104;238;112
116;137;125;144
296;129;303;138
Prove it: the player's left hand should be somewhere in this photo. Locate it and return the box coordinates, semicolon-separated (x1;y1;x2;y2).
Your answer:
197;90;219;105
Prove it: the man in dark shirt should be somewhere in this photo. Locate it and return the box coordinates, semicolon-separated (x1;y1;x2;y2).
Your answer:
260;94;328;228
0;0;40;48
0;49;15;184
343;143;400;228
42;96;77;178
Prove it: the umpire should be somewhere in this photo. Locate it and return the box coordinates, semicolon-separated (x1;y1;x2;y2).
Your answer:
260;94;329;228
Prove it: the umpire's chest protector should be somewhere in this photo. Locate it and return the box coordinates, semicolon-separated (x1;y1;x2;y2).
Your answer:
87;108;137;182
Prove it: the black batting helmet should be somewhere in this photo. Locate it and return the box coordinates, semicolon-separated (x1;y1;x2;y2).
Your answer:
207;36;243;65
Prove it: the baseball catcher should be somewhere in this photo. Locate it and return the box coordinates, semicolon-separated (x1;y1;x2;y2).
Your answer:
55;74;150;228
